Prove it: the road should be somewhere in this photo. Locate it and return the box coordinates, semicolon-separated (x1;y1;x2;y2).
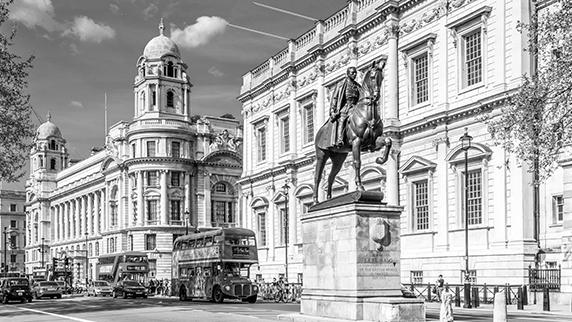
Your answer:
0;296;299;322
1;296;570;322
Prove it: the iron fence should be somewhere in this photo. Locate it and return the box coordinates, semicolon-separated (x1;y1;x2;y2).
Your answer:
403;283;526;305
528;265;561;291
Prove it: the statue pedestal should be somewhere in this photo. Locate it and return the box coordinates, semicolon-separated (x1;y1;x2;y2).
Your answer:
279;192;425;322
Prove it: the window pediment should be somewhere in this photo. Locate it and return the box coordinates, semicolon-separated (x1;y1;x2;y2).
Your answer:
445;6;492;30
399;156;437;176
399;33;437;53
250;196;269;209
446;142;492;165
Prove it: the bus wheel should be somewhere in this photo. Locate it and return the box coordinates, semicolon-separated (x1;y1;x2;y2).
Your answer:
213;286;224;303
247;296;257;304
179;287;187;301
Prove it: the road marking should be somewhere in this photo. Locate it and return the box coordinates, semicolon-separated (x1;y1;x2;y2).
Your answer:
15;307;95;322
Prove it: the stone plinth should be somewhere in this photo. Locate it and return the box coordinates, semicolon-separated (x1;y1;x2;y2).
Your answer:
280;191;425;322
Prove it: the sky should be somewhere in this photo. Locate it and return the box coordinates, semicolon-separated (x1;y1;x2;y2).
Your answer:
1;0;347;190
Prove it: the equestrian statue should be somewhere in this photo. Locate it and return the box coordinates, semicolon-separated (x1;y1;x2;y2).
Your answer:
313;59;392;205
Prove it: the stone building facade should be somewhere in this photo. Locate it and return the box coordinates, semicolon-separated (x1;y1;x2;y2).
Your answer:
0;188;27;275
24;21;243;281
237;0;571;295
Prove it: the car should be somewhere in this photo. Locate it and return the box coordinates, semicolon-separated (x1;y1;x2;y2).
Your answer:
87;280;113;297
55;281;72;294
113;280;148;299
33;281;63;299
0;277;33;304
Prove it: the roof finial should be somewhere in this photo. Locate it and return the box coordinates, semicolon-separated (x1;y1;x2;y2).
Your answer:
159;18;164;35
46;111;51;122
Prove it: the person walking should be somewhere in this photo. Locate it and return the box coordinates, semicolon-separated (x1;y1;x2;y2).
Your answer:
435;274;445;302
440;290;454;322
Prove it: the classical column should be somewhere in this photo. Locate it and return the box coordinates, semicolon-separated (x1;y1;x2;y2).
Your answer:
138;171;144;226
160;170;169;225
385;14;400;206
87;193;93;236
81;196;87;236
434;136;450;250
94;191;100;235
119;172;125;229
64;201;69;240
157;84;162;111
128;173;133;227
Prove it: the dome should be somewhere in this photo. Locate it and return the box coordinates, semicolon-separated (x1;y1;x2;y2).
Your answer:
36;112;62;140
143;19;181;59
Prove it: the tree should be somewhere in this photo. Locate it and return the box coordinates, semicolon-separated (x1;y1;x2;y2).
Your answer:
220;113;235;119
481;0;572;256
0;0;35;183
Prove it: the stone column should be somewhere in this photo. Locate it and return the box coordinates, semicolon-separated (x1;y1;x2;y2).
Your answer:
75;199;81;240
88;193;93;235
82;196;87;236
157;84;162;111
94;191;100;235
138;171;144;226
435;136;450;250
128;174;133;227
160;170;169;225
118;172;125;229
64;201;69;240
385;15;400;206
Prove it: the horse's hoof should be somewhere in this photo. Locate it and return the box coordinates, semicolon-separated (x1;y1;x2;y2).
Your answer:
376;157;387;164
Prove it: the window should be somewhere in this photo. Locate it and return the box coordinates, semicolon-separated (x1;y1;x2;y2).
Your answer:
214;183;226;193
413;180;429;231
166;62;174;77
553;195;564;223
147;200;158;222
257;127;266;162
210;182;235;227
50;158;56;170
128;235;133;251
10;235;17;248
147;171;157;186
303;104;315;144
171;142;180;158
258;212;267;247
95;242;99;256
463;29;482;87
171;200;181;221
89;243;93;257
460;270;477;284
146;141;156;157
166;91;174;108
10;204;16;212
11;254;16;263
49;140;56;150
131;144;136;157
152;90;156;107
145;234;156;250
464;169;482;226
281;116;290;154
10;220;17;228
279;208;286;245
411;271;423;285
171;171;180;186
412;53;429;104
110;203;118;227
212;201;226;223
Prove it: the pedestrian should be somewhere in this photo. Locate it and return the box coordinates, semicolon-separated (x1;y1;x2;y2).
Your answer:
157;280;163;296
440;291;454;322
435;274;445;302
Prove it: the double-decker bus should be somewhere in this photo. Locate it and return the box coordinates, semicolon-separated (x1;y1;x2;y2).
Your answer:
172;228;259;303
95;251;149;285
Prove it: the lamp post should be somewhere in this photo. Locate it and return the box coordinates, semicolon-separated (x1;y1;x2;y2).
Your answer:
184;210;190;235
2;227;7;277
85;232;89;287
460;128;473;309
40;237;45;268
282;183;290;282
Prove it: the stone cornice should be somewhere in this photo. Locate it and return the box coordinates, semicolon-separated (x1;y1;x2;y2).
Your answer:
239;154;315;186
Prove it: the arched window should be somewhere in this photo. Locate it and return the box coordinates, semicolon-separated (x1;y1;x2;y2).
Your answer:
39;156;44;168
50;158;56;170
166;91;174;108
167;62;174;77
49;140;56;150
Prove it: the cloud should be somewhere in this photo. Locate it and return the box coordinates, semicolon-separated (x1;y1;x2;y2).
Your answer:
110;4;121;15
69;43;80;55
9;0;63;32
69;101;84;108
142;3;158;20
62;16;116;43
170;16;227;49
208;67;224;78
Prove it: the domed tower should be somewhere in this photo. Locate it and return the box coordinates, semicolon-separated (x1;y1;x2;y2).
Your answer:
30;112;69;175
134;19;193;119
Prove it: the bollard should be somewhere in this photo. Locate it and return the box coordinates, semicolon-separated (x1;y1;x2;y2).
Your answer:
493;291;508;322
543;288;550;311
455;286;461;307
483;283;488;304
427;283;432;302
472;287;479;308
505;284;510;305
522;285;528;306
517;287;524;310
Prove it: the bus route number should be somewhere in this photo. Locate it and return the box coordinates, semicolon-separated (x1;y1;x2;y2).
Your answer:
232;246;250;258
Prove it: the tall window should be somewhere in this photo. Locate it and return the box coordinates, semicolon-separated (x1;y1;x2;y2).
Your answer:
304;104;315;144
10;204;16;212
171;171;180;186
463;29;482;87
257;127;266;162
166;90;174;107
553;195;564;223
171;200;181;221
10;235;17;248
110;203;118;227
281;116;290;154
10;220;17;228
147;200;158;223
147;171;158;186
147;141;156;157
413;53;429;104
211;182;235;227
50;158;57;170
145;234;156;250
411;271;423;284
95;242;99;256
413;180;429;231
166;62;174;77
152;91;156;107
171;142;180;158
258;212;267;247
279;208;286;245
128;235;133;252
464;169;482;225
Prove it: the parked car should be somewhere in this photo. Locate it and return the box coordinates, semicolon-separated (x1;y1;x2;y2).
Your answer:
113;280;148;299
87;280;113;297
33;281;63;299
0;277;33;304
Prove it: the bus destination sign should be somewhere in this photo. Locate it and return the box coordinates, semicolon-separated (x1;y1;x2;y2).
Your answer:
232;246;250;258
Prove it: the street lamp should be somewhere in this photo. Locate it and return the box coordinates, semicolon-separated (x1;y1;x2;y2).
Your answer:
3;227;7;277
282;183;290;282
184;210;190;235
85;232;89;287
460;128;473;309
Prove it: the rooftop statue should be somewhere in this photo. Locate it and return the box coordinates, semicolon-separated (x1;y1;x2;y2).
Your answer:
313;59;392;205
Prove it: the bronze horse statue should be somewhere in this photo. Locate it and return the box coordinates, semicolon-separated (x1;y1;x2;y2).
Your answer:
313;59;392;204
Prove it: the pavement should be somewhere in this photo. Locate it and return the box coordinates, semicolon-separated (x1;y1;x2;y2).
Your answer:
424;300;572;316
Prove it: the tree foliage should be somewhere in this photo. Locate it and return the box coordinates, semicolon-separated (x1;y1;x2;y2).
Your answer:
0;0;35;183
482;0;572;184
220;113;235;119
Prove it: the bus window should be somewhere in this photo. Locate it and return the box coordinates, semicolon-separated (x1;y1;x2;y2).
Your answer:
205;237;213;246
225;238;239;245
196;238;204;247
180;268;188;277
181;241;188;249
188;268;195;277
204;267;211;277
188;240;195;248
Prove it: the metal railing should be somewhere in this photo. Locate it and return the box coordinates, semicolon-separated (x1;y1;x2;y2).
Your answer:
529;265;561;291
403;283;527;305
